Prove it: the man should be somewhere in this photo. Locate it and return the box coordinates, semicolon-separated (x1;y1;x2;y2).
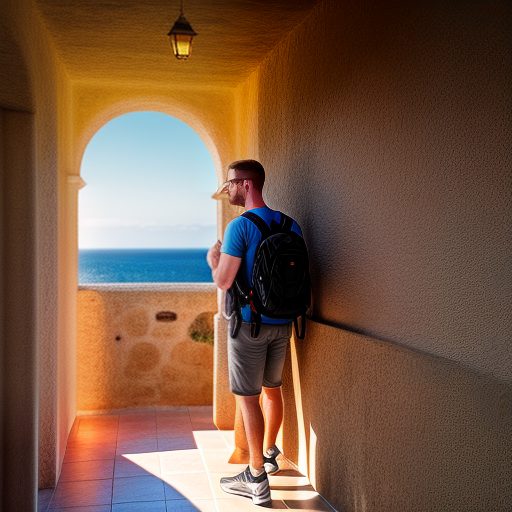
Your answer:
207;159;303;506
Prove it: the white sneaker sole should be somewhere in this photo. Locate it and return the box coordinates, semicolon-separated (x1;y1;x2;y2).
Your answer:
220;483;271;506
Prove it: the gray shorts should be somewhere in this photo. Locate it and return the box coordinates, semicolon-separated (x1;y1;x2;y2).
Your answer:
228;321;292;396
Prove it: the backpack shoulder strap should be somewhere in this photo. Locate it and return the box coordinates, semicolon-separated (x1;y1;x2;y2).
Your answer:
242;211;272;239
279;212;293;233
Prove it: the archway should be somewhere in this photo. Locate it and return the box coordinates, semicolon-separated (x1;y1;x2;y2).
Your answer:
78;111;218;283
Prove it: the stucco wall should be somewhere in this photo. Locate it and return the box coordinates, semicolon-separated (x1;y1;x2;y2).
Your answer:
281;322;512;511
254;0;511;381
77;285;217;410
235;0;511;509
0;0;75;495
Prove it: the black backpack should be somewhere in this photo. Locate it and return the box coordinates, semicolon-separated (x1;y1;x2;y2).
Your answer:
226;211;311;340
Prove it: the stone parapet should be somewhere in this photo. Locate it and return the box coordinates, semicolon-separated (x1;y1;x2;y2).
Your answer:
77;284;217;412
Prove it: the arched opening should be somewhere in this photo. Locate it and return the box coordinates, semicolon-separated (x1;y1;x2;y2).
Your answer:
75;110;219;413
79;111;218;283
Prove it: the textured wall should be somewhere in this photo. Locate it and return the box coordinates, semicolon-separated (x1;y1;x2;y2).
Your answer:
0;0;75;494
233;0;512;509
282;321;512;512
256;0;512;380
0;109;38;512
77;285;217;410
72;82;236;181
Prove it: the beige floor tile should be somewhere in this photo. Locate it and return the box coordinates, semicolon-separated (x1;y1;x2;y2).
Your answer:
270;488;322;502
160;449;205;474
218;430;235;446
192;431;228;451
161;472;213;500
214;498;288;510
200;449;244;474
268;472;311;488
207;472;246;501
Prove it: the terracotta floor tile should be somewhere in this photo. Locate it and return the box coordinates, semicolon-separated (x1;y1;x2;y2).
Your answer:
112;501;166;511
118;420;157;430
112;475;165;503
66;439;117;452
115;453;161;478
78;416;119;431
38;488;54;511
187;406;213;415
116;437;159;455
160;449;204;474
50;479;112;508
117;428;157;442
71;431;118;445
49;506;111;512
157;411;191;422
64;445;116;463
282;495;336;511
59;460;115;482
165;499;216;511
157;424;193;436
157;436;197;451
161;472;213;500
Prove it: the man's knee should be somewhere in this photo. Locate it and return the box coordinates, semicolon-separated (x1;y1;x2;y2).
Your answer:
261;385;282;400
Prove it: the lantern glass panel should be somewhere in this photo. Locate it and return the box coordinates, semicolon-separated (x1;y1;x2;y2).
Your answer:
171;34;193;59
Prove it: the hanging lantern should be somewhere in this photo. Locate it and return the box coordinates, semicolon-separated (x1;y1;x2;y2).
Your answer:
167;1;197;60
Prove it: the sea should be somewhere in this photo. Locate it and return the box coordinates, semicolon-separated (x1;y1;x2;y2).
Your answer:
79;248;213;284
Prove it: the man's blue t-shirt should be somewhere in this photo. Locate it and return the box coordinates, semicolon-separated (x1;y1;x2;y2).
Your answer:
221;206;303;325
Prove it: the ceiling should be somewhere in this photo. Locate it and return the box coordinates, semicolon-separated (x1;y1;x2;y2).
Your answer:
35;0;319;88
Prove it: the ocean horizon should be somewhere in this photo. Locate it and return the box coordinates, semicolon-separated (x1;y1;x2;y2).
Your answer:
79;248;213;284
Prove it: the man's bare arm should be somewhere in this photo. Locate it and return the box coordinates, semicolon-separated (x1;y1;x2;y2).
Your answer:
213;253;242;290
207;241;242;290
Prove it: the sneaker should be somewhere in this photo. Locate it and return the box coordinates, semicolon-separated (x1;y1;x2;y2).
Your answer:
263;445;281;475
220;466;271;506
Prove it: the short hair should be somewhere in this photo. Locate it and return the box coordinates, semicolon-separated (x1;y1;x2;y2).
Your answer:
228;159;265;191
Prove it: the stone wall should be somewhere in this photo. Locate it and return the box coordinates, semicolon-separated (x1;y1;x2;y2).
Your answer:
77;285;217;411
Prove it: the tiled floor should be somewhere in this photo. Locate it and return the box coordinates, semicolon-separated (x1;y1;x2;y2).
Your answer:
39;406;335;512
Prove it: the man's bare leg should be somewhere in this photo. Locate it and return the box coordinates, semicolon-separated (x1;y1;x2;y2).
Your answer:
236;394;264;470
228;402;250;464
261;386;283;452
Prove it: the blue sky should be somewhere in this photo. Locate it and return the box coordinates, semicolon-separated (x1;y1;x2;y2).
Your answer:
79;111;218;248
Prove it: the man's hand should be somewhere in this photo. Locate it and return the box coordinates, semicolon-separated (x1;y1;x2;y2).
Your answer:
207;240;222;270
